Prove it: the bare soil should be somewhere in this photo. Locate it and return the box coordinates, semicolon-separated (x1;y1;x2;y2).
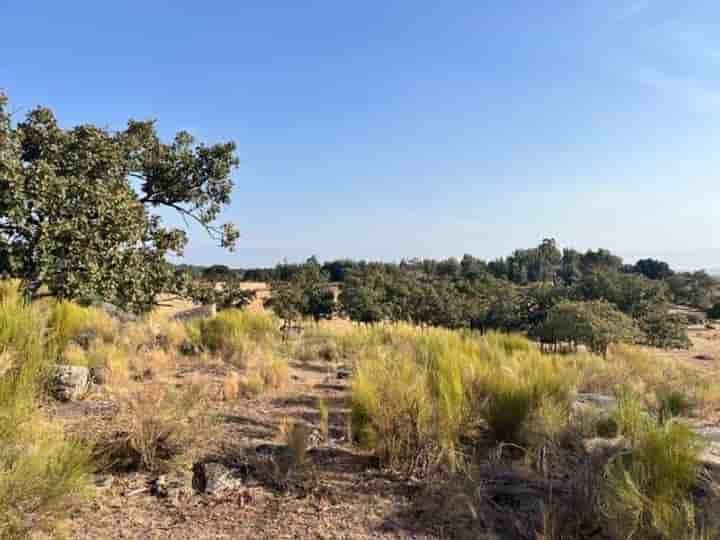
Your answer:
58;355;449;540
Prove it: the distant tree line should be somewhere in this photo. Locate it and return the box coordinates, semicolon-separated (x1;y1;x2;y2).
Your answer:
259;240;718;352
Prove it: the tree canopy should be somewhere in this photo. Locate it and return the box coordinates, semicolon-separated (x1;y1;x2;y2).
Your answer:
0;95;239;311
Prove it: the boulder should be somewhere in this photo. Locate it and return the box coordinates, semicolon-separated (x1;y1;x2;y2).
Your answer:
49;365;90;401
192;462;244;495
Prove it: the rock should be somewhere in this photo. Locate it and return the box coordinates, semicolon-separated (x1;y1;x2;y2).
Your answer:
49;365;90;401
94;302;138;323
172;304;217;322
336;366;352;380
582;437;627;463
574;393;616;411
192;462;244;495
90;365;111;385
93;474;114;491
281;324;304;339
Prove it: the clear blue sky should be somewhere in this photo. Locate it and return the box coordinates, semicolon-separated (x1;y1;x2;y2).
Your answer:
2;1;719;270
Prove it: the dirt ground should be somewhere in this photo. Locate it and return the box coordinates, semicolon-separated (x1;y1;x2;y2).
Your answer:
58;353;450;540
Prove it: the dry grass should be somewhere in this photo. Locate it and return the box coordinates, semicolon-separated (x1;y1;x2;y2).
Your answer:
279;419;310;469
0;281;93;539
100;382;206;472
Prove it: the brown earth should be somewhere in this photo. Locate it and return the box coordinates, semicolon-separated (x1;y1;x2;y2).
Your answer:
58;354;448;540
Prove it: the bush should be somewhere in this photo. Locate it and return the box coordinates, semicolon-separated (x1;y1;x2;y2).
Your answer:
0;280;93;538
101;383;203;472
350;326;578;470
194;309;279;355
351;350;433;472
0;420;93;539
707;303;720;320
602;420;706;539
48;300;116;353
656;388;694;423
479;372;534;442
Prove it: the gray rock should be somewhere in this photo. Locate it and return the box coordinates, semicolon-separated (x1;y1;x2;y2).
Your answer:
695;426;720;443
574;393;616;411
192;462;244;495
582;437;627;463
94;302;138;323
172;304;217;322
49;365;90;401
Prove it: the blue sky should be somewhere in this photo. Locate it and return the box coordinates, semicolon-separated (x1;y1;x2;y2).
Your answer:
2;1;719;270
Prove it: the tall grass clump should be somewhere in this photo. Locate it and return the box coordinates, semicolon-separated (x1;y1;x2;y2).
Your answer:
193;309;279;355
351;349;433;472
350;326;579;471
602;419;707;539
48;300;116;353
101;382;205;472
0;280;93;538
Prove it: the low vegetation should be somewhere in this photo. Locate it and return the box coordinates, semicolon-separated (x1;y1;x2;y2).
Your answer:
0;267;718;538
0;281;94;539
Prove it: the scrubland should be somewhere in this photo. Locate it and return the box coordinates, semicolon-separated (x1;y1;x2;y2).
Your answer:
2;280;720;539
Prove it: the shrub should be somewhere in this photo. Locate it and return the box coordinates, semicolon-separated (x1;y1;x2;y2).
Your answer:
258;353;289;389
0;281;93;537
223;372;241;400
48;300;116;353
238;372;266;397
479;372;534;443
602;420;706;539
196;309;279;355
0;420;93;539
350;327;578;469
612;390;650;443
351;350;433;472
707;303;720;320
101;383;203;472
656;388;694;423
280;421;310;468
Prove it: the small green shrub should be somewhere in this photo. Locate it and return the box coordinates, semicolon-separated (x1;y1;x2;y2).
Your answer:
595;415;620;438
612;390;650;443
0;280;93;538
478;371;534;443
195;309;279;355
48;300;116;353
657;388;694;423
351;351;433;471
602;420;706;539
